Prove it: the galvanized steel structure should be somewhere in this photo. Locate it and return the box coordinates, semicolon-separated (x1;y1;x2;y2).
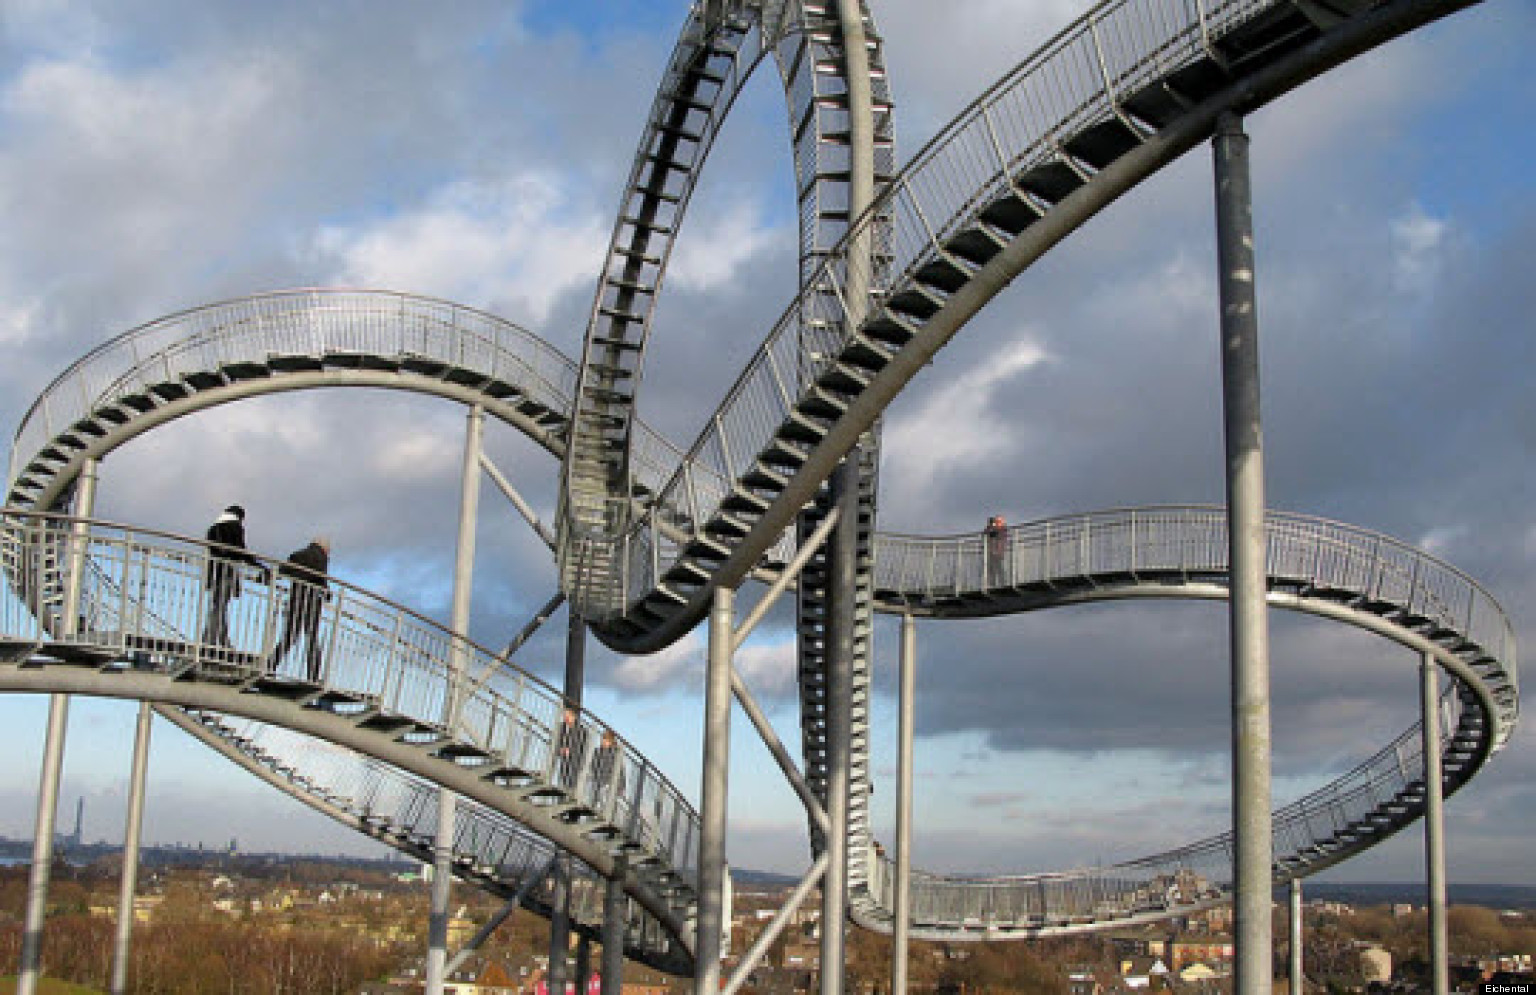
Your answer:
0;0;1523;989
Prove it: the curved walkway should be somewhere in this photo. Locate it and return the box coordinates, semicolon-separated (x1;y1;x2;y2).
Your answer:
4;292;1521;942
841;507;1517;938
0;511;699;970
157;709;682;970
555;0;1487;653
2;0;1517;953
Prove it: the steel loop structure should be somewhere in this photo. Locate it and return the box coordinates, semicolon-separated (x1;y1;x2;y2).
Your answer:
0;0;1523;984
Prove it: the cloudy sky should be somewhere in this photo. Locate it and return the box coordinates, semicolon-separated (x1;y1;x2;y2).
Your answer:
1;0;1533;895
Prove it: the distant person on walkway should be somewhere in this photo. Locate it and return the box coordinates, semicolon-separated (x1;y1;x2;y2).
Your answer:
201;505;265;648
554;706;588;794
267;536;332;681
591;728;625;815
984;515;1008;587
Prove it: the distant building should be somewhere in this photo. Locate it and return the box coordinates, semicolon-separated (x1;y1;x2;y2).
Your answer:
1359;944;1392;984
1169;935;1234;968
1121;956;1170;989
1179;963;1220;983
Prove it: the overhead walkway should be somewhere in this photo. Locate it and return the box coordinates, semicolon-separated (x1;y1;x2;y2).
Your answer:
554;0;1490;655
2;0;1516;956
842;507;1518;938
0;511;700;973
4;290;1520;944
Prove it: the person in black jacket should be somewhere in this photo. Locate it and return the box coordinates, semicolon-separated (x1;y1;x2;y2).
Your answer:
267;537;332;681
200;505;265;648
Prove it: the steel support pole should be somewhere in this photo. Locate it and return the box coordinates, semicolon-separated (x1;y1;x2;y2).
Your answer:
109;702;153;995
427;405;484;995
820;456;859;995
17;694;69;995
695;586;734;995
565;608;587;706
600;863;626;995
822;5;872;988
551;606;587;992
575;935;592;994
19;458;96;995
549;864;571;995
893;614;916;995
1289;878;1303;995
1213;112;1273;995
1421;654;1448;995
446;856;555;976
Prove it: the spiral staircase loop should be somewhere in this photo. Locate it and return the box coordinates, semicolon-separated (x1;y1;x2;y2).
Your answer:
0;0;1520;967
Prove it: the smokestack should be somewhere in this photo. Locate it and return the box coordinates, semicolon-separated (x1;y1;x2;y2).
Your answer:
73;797;83;847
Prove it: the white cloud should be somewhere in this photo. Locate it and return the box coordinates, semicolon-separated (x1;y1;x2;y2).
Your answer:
611;630;703;691
883;332;1050;491
668;200;780;292
309;172;607;324
0;297;39;345
1389;203;1449;293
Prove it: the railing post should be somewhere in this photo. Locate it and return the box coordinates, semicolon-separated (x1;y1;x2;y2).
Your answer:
1214;112;1273;995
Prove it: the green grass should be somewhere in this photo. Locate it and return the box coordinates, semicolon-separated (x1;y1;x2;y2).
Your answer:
0;978;104;994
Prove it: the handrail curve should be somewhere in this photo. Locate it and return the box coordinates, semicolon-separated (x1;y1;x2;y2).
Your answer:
0;510;702;965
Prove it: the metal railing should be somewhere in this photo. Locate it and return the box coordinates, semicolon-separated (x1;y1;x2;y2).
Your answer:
9;290;573;490
860;676;1472;930
185;714;674;958
870;506;1518;728
852;505;1518;930
0;510;701;896
580;0;1291;618
6;289;703;533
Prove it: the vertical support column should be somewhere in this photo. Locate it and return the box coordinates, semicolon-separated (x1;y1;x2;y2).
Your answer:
1213;112;1273;995
548;863;571;995
551;607;588;993
427;405;484;995
17;694;70;995
695;586;734;995
835;0;875;317
575;934;591;994
109;702;153;995
1421;654;1448;995
600;868;626;995
19;457;97;995
892;614;917;995
820;457;859;995
1289;878;1303;995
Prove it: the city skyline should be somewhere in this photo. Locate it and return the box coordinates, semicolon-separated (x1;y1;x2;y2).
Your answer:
0;0;1532;893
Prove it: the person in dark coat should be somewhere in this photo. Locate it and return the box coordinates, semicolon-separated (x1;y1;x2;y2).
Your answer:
267;536;332;681
984;515;1008;588
201;505;265;648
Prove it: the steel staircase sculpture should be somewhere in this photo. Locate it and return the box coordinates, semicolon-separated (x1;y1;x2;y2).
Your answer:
2;290;1520;947
1;0;1520;969
553;0;1489;655
0;512;700;971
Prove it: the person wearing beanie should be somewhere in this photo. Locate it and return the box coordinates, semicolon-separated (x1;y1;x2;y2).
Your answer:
200;505;265;648
268;536;332;681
